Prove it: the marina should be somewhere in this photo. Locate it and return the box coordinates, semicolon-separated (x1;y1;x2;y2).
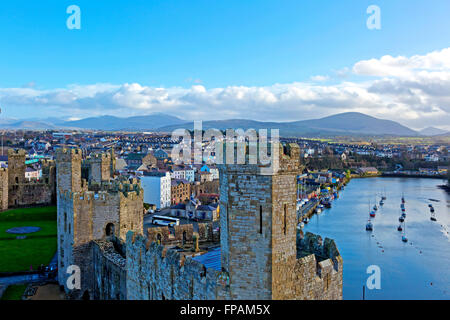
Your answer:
303;177;450;300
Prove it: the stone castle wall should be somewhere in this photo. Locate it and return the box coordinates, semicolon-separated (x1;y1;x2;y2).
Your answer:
146;223;216;246
293;232;343;300
92;239;127;300
216;143;343;300
88;153;111;183
57;188;143;298
126;232;229;300
56;148;144;299
218;165;274;299
57;143;342;300
1;149;56;209
0;168;8;211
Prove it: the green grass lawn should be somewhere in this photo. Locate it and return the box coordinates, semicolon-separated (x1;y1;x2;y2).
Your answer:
0;284;27;300
0;206;57;272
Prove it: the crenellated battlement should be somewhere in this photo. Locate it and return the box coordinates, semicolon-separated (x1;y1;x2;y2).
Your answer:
128;230;217;273
126;231;222;300
4;148;55;209
56;148;82;163
8;148;26;157
90;153;111;161
218;142;302;176
297;231;342;275
58;187;143;204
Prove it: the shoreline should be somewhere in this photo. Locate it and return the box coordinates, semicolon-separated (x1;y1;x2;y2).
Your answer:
300;173;449;222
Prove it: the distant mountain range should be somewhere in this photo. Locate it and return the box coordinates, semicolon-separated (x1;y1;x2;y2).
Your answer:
156;112;420;137
63;114;186;131
418;127;449;136
0;112;448;137
0;114;186;131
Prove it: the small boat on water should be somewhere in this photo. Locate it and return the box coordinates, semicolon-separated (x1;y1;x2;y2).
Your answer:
379;199;384;206
398;224;403;232
402;212;406;218
370;211;376;218
399;216;405;223
402;221;408;243
381;188;387;201
302;217;309;224
323;200;331;209
366;220;373;231
428;204;433;208
430;208;437;221
402;194;405;204
373;196;378;211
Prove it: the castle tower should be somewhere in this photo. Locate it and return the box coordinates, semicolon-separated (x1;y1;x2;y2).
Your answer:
0;168;8;211
218;143;302;299
88;153;111;184
56;148;82;194
110;148;116;176
7;149;26;207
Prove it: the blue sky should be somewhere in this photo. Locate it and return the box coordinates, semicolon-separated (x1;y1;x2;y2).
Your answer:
0;0;450;129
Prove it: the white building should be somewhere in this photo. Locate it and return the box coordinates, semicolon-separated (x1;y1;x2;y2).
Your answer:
140;171;171;209
185;168;195;183
209;167;219;180
25;167;41;181
170;167;186;180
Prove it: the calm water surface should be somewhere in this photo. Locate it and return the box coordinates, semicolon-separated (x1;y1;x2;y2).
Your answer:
304;177;450;300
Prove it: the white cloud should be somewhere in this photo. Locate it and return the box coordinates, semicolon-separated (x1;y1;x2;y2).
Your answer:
353;47;450;78
310;75;330;82
1;48;450;130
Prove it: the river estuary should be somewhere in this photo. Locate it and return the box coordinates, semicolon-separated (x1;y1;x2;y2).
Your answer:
304;177;450;300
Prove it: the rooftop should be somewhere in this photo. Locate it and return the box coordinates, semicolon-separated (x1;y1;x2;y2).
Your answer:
192;246;221;271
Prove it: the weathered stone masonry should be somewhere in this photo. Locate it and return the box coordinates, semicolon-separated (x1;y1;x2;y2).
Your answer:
121;143;342;300
56;148;143;299
0;149;56;210
58;143;343;300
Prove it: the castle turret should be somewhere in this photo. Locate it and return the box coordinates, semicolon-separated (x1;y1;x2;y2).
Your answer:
88;153;111;183
56;148;82;194
218;143;302;299
7;149;26;207
0;168;8;211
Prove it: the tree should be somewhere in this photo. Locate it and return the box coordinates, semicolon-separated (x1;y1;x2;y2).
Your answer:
346;170;351;180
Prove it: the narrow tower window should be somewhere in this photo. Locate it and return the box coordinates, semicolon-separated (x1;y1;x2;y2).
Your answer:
283;204;287;235
259;206;263;234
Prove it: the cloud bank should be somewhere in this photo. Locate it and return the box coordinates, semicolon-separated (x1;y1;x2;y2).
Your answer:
1;48;450;130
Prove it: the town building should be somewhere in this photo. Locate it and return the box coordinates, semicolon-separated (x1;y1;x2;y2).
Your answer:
125;152;157;170
169;197;219;221
170;179;191;205
140;171;171;209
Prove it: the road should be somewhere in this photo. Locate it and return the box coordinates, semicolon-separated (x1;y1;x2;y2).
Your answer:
297;199;319;220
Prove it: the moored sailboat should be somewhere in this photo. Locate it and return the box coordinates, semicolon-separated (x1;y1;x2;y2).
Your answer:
366;220;373;231
430;207;437;221
402;220;408;243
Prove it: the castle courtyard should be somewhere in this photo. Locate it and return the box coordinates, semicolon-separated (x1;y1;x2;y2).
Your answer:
0;206;57;272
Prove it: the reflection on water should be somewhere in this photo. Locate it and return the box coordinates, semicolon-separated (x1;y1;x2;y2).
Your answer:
304;177;450;300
